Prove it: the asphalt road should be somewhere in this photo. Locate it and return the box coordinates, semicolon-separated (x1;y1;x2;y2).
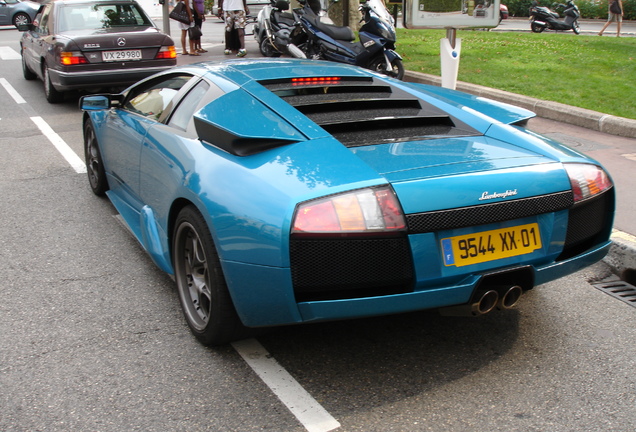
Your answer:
1;21;636;432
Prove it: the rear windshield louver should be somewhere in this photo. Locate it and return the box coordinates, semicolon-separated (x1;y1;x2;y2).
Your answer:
260;76;480;147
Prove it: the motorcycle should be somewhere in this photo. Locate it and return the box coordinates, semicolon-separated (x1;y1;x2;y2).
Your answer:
291;0;404;80
253;0;306;58
529;0;580;34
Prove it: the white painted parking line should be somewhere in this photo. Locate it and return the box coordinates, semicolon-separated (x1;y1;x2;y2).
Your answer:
232;338;341;432
30;116;87;174
0;77;26;104
0;46;21;60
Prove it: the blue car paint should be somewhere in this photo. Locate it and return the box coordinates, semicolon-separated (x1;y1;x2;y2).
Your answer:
83;59;614;328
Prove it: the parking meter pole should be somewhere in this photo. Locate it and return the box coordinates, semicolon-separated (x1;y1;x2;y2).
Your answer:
162;1;171;36
440;28;460;90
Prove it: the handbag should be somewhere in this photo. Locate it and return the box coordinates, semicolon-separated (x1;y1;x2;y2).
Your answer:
610;0;621;14
169;1;191;24
188;25;202;40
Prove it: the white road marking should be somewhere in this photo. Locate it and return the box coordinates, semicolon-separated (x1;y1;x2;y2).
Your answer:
0;77;26;104
232;338;341;432
0;46;21;60
1;78;86;174
30;116;87;174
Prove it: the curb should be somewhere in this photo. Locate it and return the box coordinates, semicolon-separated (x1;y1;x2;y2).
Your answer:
403;71;636;138
403;71;636;278
607;231;636;279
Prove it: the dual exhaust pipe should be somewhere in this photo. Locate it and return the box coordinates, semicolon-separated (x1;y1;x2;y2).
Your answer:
440;285;523;317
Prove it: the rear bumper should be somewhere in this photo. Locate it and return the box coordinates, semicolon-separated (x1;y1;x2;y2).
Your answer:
223;239;612;327
49;64;175;91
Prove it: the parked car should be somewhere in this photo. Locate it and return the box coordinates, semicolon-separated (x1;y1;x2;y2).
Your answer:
500;3;509;21
19;0;176;103
80;59;614;346
0;0;39;27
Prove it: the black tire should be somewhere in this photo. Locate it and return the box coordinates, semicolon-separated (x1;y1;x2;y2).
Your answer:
44;66;63;103
84;118;109;196
260;38;281;57
173;206;247;346
572;21;580;34
368;56;405;80
531;22;545;33
13;12;30;28
21;47;36;80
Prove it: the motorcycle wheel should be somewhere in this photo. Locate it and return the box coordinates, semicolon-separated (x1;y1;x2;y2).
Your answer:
260;39;282;57
368;56;405;81
572;21;580;34
530;22;545;33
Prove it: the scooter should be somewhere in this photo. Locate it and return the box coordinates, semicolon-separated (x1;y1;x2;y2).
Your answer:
530;0;580;34
254;0;306;58
291;0;404;80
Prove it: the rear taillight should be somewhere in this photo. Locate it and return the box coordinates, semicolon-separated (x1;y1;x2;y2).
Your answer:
564;163;612;202
292;186;406;236
60;51;89;65
155;45;177;59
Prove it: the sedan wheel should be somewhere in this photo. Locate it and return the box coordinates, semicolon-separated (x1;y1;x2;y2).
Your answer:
173;206;245;346
84;119;109;196
13;12;30;28
44;66;63;103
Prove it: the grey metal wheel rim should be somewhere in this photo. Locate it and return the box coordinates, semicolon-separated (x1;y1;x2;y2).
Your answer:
85;126;100;189
175;222;212;331
14;13;29;27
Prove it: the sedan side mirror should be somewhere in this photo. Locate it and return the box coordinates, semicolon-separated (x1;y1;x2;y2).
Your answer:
17;23;34;32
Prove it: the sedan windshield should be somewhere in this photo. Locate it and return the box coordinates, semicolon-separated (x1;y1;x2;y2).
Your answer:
58;3;152;32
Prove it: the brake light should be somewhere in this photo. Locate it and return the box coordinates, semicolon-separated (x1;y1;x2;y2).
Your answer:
291;77;341;86
292;186;406;235
564;163;612;202
60;51;88;65
156;45;177;59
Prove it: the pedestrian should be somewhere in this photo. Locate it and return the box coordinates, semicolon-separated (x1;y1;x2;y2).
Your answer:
177;0;199;55
219;0;249;57
193;0;207;53
598;0;623;36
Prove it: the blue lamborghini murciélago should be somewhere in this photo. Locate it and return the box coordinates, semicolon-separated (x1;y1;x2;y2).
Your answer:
80;59;614;345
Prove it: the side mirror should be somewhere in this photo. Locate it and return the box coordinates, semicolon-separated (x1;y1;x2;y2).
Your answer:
80;95;114;111
17;23;34;32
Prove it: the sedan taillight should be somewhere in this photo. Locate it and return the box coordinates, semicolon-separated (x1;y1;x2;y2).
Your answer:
60;51;89;65
292;186;406;236
156;45;177;59
564;163;613;202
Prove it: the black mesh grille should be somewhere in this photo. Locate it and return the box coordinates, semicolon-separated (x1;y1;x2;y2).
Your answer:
290;236;414;302
406;191;574;234
558;190;614;260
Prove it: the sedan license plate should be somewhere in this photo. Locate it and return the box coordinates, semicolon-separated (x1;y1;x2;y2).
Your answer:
102;50;142;62
441;223;542;267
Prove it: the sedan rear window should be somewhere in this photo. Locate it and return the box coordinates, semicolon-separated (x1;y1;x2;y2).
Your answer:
58;3;152;32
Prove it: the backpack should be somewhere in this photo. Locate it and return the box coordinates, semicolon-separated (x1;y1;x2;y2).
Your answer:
610;0;621;14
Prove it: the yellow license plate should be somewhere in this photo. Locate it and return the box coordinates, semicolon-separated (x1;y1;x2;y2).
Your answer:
441;223;542;267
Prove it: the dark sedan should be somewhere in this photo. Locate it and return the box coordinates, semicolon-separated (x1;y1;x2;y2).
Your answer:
19;0;176;103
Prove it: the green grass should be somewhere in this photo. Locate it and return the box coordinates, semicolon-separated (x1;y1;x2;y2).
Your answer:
397;29;636;119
